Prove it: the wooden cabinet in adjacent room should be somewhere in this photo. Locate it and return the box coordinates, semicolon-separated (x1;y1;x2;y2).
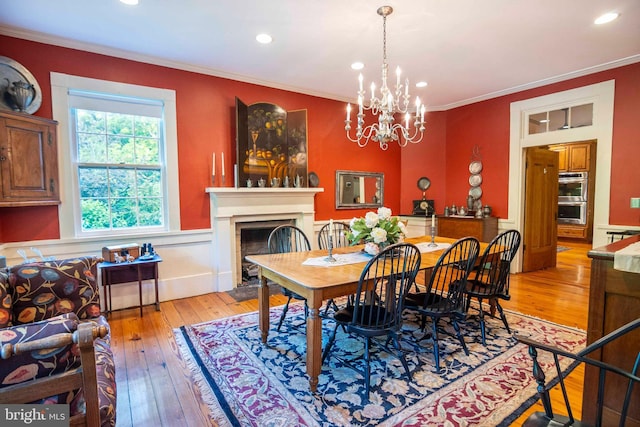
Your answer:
549;142;591;172
0;110;60;206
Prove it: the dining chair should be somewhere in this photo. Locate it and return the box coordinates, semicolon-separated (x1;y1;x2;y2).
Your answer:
404;236;480;373
516;318;640;427
317;221;350;313
321;242;422;400
463;229;521;346
267;225;311;331
317;221;350;250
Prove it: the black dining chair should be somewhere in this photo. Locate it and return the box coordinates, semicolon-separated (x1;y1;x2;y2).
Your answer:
318;221;350;313
322;242;422;400
267;225;311;331
317;221;350;250
516;318;640;427
404;236;480;373
463;229;521;346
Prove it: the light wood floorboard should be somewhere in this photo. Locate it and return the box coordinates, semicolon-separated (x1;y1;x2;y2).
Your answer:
109;240;592;426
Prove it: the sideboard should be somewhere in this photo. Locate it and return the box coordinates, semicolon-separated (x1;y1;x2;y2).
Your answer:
437;216;498;242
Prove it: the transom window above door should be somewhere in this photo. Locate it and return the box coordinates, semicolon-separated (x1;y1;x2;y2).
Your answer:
528;103;593;135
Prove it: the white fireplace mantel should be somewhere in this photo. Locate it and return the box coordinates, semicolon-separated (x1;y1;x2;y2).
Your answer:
207;187;324;291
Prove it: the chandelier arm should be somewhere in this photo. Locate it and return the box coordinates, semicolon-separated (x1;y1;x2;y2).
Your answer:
344;5;425;150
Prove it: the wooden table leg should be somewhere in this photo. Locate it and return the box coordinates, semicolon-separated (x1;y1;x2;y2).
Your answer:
137;264;143;317
258;272;270;343
306;299;322;392
154;263;160;311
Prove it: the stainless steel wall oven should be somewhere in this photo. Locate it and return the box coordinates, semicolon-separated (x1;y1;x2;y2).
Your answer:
558;171;588;202
558;171;588;225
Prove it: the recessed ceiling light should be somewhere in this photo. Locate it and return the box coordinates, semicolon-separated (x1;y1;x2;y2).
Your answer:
256;34;273;44
120;0;139;5
351;62;364;70
416;81;428;88
594;12;619;25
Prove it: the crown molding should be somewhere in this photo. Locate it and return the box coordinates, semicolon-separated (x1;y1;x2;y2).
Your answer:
2;25;638;111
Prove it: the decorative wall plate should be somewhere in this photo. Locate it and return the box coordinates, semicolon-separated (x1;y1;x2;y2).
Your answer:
0;56;42;114
417;176;431;191
468;174;482;187
469;186;482;199
469;161;483;174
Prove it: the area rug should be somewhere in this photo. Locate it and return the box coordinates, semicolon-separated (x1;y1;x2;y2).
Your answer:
557;245;571;253
175;304;585;426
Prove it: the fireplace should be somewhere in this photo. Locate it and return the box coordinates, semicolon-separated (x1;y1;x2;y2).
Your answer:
237;220;293;286
207;187;323;292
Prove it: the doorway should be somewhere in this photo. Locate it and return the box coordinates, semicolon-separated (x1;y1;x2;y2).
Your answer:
508;81;615;272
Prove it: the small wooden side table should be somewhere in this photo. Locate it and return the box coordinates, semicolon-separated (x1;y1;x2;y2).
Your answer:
99;255;162;317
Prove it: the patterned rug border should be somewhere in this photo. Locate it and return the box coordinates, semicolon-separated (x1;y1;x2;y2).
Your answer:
175;304;586;426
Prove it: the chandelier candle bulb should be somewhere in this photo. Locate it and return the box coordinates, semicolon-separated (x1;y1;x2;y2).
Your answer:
346;103;351;121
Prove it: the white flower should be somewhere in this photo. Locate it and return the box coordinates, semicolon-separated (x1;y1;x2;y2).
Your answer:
364;212;379;228
377;207;392;220
398;220;407;234
350;217;359;227
364;242;380;255
370;227;388;244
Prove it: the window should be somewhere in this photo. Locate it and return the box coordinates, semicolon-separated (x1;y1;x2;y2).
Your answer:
72;102;164;231
51;73;179;239
528;103;593;135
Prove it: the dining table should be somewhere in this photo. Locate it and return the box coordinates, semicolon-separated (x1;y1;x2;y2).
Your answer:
245;235;486;392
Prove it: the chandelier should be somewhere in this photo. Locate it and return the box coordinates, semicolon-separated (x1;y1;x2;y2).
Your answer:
345;6;425;150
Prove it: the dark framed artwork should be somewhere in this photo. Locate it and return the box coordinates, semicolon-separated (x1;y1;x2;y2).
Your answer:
235;98;308;188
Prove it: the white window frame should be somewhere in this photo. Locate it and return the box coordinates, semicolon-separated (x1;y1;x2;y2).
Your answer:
51;72;180;239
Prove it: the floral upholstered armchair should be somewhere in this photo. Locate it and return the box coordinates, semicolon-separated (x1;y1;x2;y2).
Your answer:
0;256;116;427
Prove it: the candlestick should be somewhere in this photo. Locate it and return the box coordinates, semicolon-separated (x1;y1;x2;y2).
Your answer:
325;235;336;263
221;152;225;177
428;221;437;247
212;153;216;177
329;219;333;235
431;214;435;228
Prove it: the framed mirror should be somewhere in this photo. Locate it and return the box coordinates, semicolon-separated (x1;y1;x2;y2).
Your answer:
335;170;384;209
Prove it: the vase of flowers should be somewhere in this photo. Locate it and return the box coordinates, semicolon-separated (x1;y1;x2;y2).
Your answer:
346;207;406;256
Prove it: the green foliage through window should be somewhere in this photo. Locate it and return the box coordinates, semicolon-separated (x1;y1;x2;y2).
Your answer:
75;108;164;232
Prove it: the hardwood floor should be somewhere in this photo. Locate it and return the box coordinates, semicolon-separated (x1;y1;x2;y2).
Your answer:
109;240;593;426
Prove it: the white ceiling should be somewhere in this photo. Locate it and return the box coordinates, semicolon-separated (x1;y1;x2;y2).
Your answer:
1;0;639;110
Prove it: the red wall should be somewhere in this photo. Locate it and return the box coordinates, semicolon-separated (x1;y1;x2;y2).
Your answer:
1;35;638;243
412;62;640;223
0;36;400;242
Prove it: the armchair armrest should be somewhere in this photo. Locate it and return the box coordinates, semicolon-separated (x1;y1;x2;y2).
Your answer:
0;322;108;426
